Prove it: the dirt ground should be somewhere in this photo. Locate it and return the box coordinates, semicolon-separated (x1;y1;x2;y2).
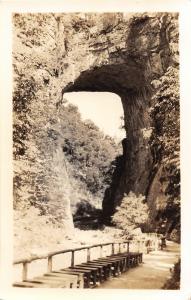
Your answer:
97;241;180;289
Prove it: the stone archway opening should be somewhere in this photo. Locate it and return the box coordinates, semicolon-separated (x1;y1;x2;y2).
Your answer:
62;63;153;223
62;90;125;229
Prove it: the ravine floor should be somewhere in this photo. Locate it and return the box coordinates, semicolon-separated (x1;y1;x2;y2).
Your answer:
96;241;180;289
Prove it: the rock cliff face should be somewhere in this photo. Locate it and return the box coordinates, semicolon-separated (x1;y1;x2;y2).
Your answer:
13;13;179;236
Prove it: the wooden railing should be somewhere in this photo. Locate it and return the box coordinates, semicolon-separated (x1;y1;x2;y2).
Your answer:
14;234;162;282
14;241;131;281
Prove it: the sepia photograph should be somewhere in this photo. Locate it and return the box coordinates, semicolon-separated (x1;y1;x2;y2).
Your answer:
11;10;181;290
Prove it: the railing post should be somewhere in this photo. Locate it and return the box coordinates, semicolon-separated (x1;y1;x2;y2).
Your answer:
121;242;124;253
156;234;159;250
127;241;130;254
119;243;121;253
87;247;90;262
100;245;103;258
112;243;114;255
48;256;53;272
71;250;75;267
137;240;140;253
22;262;28;281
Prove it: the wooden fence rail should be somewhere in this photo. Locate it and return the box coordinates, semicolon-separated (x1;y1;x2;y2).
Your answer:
13;234;162;283
14;242;130;281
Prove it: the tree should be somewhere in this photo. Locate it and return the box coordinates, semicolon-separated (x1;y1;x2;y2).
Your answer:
112;192;149;235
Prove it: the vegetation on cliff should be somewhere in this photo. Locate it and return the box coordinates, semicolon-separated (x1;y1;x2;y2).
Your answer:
150;66;180;240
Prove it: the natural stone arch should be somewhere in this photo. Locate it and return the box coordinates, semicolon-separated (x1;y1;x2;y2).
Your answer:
63;62;153;221
13;12;179;235
59;12;179;228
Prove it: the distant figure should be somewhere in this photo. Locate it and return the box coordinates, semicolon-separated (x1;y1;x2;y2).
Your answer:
160;235;166;250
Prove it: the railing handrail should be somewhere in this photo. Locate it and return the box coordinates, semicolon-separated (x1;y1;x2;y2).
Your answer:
13;235;162;282
14;233;162;265
13;241;130;265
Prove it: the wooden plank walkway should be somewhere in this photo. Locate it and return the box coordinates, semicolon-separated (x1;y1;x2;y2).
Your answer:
13;234;162;288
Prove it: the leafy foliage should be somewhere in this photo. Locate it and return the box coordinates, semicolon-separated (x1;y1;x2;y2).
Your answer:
163;259;180;289
150;66;180;235
112;192;149;234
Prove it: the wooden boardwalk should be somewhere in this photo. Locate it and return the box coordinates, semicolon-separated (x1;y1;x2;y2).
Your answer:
13;235;161;288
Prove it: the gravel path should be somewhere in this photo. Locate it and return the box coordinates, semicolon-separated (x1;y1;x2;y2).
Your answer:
97;241;180;289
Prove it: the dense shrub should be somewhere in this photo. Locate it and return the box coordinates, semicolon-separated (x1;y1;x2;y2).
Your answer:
112;192;149;235
163;259;180;289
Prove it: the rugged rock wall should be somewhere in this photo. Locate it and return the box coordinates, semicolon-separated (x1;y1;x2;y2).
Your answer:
13;13;179;235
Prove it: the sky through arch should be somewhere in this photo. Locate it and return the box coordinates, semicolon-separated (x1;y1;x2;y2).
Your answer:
64;92;125;141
